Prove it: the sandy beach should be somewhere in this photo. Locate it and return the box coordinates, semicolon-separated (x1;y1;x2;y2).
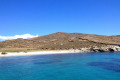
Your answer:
0;50;82;57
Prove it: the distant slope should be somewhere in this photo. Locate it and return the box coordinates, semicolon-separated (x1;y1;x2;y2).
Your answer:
0;32;120;50
82;35;120;45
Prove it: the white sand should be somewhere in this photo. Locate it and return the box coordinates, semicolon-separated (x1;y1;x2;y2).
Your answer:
0;50;82;57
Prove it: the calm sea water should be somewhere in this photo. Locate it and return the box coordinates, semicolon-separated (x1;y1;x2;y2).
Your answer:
0;52;120;80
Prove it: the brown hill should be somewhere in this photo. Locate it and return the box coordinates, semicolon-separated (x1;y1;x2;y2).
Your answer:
0;32;120;51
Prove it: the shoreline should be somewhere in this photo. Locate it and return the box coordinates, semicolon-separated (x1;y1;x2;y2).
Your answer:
0;50;82;57
1;47;120;57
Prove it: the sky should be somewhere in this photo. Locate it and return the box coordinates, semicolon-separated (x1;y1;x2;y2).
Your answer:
0;0;120;40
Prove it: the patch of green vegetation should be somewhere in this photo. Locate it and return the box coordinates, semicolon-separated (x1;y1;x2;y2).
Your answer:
0;48;53;52
0;48;28;52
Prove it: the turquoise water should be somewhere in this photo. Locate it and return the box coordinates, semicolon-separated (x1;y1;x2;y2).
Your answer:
0;52;120;80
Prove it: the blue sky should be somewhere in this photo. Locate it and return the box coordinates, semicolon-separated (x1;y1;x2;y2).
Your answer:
0;0;120;40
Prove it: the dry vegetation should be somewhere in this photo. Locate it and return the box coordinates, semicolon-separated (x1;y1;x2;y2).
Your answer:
0;32;120;52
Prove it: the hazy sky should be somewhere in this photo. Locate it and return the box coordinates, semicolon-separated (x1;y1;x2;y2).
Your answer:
0;0;120;40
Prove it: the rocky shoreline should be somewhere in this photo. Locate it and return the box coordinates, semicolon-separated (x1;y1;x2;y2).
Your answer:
73;45;120;53
0;45;120;57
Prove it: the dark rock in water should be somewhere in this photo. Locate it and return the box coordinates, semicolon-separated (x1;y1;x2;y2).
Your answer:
90;48;96;52
88;47;119;52
108;48;114;52
1;52;7;55
90;48;106;52
97;49;105;52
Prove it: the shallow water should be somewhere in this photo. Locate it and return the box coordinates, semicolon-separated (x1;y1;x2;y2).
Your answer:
0;52;120;80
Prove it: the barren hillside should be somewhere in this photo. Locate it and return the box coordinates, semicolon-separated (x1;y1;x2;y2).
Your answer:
0;32;120;51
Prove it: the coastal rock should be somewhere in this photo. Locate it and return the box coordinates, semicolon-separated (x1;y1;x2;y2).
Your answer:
1;52;7;55
117;48;120;51
108;48;114;52
78;46;120;53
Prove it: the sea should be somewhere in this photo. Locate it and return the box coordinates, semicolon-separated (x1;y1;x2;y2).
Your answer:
0;52;120;80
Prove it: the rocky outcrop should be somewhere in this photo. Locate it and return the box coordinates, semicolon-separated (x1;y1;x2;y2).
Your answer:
75;45;120;53
1;52;7;55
